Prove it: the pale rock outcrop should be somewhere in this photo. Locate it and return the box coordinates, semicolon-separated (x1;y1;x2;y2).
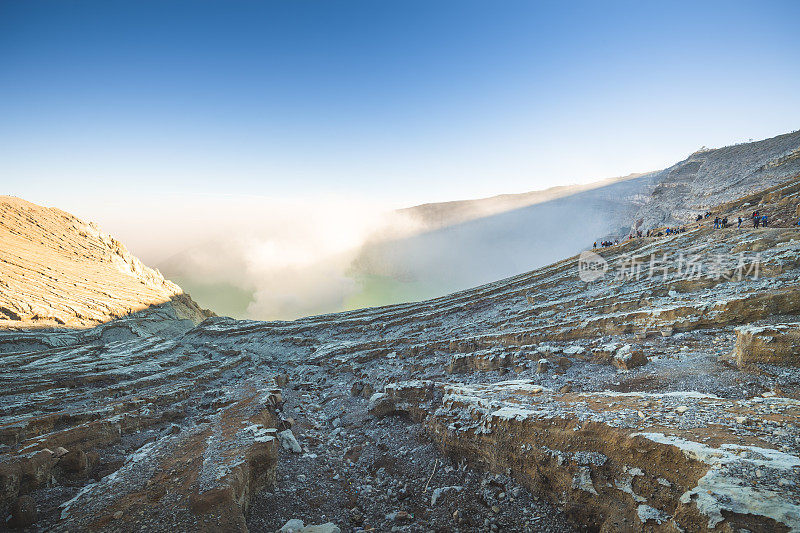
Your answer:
734;323;800;366
0;196;211;328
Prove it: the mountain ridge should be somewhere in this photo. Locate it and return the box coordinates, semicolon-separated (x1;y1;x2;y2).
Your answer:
0;195;211;329
3;175;799;531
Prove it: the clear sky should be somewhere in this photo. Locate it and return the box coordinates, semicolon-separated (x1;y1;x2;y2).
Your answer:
2;0;800;208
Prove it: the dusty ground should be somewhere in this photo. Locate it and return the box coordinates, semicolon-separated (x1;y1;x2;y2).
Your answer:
247;387;578;532
3;168;800;531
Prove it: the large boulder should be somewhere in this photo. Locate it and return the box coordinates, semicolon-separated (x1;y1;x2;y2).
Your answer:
59;449;87;474
368;392;396;417
612;344;648;370
278;519;341;533
734;323;800;367
278;430;302;453
9;495;37;528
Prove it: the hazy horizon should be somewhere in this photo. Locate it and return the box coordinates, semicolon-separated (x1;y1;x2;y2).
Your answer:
3;1;800;318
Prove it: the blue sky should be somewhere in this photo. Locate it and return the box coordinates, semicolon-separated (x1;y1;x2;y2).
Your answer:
2;0;800;208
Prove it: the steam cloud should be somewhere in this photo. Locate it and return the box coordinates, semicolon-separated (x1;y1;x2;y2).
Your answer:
69;177;643;321
82;194;424;320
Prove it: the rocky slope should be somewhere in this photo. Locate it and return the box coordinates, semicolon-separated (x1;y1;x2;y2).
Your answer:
152;132;800;321
349;131;800;309
2;175;800;532
0;196;211;329
350;173;656;301
397;173;649;232
629;130;800;231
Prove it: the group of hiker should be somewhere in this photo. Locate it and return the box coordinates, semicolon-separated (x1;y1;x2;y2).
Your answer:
708;211;770;229
591;205;800;250
646;227;686;237
750;210;769;227
594;239;618;248
592;226;685;249
663;227;686;235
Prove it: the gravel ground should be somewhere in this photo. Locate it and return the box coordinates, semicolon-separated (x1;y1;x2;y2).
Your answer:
246;388;580;533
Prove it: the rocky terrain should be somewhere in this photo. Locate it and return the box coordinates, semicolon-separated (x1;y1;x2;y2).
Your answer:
396;173;650;232
350;131;800;308
154;132;800;321
629;130;800;232
2;170;800;531
0;196;211;329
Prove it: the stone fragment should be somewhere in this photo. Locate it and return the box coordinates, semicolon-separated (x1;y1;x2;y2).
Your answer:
387;510;413;521
9;495;37;528
59;449;87;474
636;504;669;525
279;519;306;532
612;345;647;370
430;485;463;505
734;323;800;367
368;392;396;417
562;345;585;355
278;429;302;453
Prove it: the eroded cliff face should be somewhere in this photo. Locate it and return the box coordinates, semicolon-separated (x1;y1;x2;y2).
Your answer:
0;196;211;329
629;130;800;232
1;177;800;532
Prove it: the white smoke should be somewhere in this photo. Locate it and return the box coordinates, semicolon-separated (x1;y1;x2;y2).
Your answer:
65;193;424;320
61;175;643;321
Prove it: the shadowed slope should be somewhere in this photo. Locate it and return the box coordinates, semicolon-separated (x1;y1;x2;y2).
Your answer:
0;196;211;328
398;172;650;231
349;131;800;308
630;130;800;230
1;182;800;531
